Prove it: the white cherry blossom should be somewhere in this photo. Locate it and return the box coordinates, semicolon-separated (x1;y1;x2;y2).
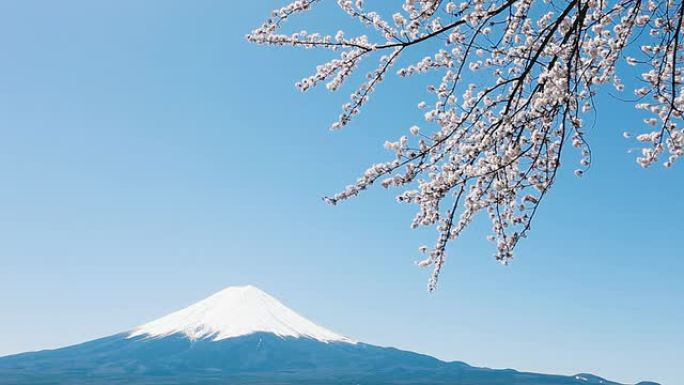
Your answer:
249;0;684;290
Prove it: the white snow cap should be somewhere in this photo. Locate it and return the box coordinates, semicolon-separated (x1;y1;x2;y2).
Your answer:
129;285;354;344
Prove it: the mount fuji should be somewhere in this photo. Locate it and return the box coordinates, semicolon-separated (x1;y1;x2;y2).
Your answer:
0;285;657;385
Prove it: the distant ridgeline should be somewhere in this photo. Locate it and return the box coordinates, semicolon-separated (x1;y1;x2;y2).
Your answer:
0;286;660;385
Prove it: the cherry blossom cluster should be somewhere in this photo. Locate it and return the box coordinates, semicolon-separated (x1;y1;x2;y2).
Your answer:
625;0;684;168
249;0;684;290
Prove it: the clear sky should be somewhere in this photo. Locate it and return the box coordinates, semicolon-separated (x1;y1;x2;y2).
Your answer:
0;2;681;385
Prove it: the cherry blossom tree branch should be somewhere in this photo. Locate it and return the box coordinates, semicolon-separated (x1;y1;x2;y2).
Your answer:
249;0;684;290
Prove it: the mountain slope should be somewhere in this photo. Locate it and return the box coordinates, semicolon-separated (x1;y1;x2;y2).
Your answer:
0;286;656;385
129;285;353;343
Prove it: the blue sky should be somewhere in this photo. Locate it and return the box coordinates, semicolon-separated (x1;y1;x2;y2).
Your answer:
0;1;681;384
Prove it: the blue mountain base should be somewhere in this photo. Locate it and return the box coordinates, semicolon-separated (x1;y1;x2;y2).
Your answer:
0;332;649;385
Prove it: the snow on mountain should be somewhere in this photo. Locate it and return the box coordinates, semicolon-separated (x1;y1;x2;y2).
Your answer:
128;285;354;344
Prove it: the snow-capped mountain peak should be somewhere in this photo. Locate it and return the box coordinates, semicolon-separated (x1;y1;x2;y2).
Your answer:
128;285;354;344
